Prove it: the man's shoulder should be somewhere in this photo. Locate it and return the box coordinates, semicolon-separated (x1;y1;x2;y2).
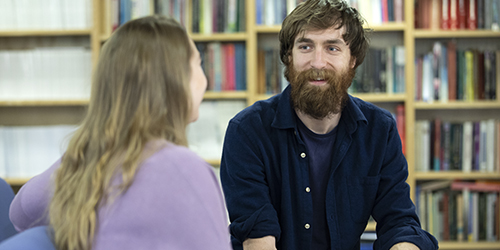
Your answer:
231;94;281;125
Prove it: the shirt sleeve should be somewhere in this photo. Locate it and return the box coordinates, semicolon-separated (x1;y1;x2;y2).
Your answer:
9;159;60;232
220;120;281;244
372;118;438;250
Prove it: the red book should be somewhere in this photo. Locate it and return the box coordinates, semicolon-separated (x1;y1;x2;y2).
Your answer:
382;0;389;22
449;0;459;29
467;0;477;30
396;104;405;155
442;0;451;29
419;0;431;29
447;41;457;100
458;0;468;29
433;118;442;171
225;44;236;91
451;181;500;192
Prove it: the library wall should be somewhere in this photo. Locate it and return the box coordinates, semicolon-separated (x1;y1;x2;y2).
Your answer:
0;1;499;249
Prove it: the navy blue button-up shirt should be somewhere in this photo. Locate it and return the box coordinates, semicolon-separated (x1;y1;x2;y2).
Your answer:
220;85;438;250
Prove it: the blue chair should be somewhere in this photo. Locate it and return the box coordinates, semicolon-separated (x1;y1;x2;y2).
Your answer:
0;226;55;250
0;177;17;242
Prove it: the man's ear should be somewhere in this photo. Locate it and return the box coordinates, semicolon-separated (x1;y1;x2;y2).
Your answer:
350;57;356;69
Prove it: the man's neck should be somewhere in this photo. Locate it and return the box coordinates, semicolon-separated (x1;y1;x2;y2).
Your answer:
295;109;341;134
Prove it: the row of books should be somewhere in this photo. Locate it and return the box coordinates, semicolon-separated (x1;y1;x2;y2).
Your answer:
416;180;500;242
347;0;405;25
0;125;77;179
415;42;499;102
188;100;247;160
255;0;304;26
416;0;500;30
197;42;247;91
415;119;500;173
106;0;154;34
0;47;92;101
351;46;406;94
192;0;246;34
0;0;92;30
257;48;288;95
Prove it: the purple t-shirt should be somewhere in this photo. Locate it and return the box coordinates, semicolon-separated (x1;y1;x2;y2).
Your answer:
297;118;337;250
9;141;232;250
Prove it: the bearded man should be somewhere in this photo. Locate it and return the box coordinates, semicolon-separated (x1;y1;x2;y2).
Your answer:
220;1;438;250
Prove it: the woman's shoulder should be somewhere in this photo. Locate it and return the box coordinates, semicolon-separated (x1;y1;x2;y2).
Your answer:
138;142;216;186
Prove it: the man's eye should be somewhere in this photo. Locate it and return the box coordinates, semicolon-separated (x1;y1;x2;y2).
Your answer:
328;47;339;52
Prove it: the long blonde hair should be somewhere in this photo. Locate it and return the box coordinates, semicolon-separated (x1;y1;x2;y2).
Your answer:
48;15;193;250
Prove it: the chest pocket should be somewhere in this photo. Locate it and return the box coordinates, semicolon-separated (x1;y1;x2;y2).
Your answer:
346;175;380;224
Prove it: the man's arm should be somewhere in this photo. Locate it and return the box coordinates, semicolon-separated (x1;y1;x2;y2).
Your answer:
242;236;277;250
390;242;420;250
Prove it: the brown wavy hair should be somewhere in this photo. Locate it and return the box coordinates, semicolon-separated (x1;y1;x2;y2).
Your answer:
48;15;193;250
279;0;371;79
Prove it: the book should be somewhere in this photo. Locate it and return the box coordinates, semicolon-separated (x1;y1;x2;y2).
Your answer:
442;0;451;29
432;118;442;171
447;41;457;100
234;43;247;91
462;121;473;172
450;0;459;29
458;0;468;29
468;0;478;29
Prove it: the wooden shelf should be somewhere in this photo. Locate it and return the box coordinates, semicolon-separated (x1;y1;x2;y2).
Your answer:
190;32;248;42
351;93;407;102
414;101;500;109
205;159;221;166
0;29;92;37
101;32;249;43
438;242;500;249
203;91;248;100
413;29;500;38
0;100;89;107
415;171;500;180
365;221;376;231
4;178;30;186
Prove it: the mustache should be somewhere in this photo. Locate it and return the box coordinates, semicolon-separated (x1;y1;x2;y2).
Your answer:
298;68;337;81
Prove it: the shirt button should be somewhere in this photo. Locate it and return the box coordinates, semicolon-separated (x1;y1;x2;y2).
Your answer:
305;187;310;193
300;152;306;158
305;224;310;229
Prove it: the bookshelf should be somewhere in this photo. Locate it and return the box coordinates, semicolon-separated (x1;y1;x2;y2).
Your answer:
1;0;499;248
411;0;500;248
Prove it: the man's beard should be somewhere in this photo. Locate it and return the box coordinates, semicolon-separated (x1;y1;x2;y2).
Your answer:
288;64;356;120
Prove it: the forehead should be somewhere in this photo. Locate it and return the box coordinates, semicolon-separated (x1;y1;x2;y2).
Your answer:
294;26;347;44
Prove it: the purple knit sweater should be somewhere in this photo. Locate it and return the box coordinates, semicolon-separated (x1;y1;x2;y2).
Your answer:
9;142;232;250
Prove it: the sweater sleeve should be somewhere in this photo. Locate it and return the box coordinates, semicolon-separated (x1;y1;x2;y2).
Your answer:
220;120;281;245
9;159;60;232
372;119;438;250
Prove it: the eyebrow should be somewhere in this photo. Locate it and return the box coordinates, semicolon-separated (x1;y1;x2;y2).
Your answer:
295;37;346;46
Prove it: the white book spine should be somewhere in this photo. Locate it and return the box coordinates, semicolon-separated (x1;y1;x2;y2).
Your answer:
486;119;496;172
462;121;473;173
264;0;275;25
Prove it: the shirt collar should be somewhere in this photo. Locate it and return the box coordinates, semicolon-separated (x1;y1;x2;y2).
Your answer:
271;85;368;133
